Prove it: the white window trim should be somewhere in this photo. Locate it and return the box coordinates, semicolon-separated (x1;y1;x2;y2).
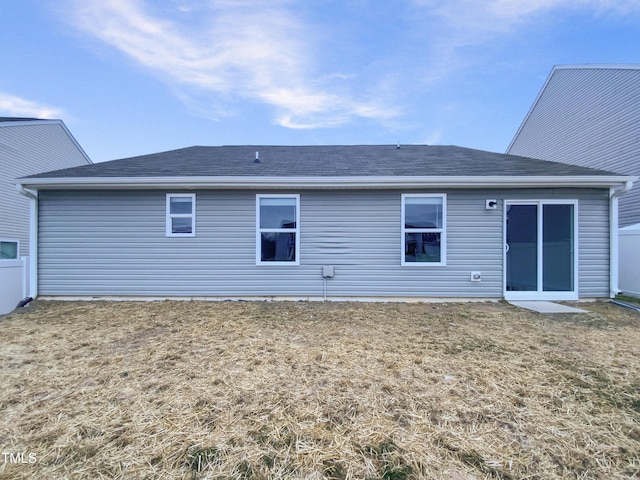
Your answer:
0;238;20;260
256;194;300;266
401;193;447;266
166;193;196;237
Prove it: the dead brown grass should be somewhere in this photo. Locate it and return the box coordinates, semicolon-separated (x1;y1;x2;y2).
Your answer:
0;300;639;479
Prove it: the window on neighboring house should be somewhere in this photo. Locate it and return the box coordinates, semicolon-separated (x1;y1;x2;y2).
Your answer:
257;195;300;265
402;194;446;265
0;239;19;260
166;194;196;237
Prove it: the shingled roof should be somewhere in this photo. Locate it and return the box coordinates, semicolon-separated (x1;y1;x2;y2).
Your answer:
22;144;621;179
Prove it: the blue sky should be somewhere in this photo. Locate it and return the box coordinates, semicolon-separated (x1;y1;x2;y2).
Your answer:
1;1;639;163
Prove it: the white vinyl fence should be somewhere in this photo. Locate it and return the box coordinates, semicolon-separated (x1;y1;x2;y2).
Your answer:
0;257;28;315
619;224;640;298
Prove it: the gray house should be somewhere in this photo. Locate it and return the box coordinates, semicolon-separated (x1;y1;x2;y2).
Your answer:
17;145;636;301
1;118;91;313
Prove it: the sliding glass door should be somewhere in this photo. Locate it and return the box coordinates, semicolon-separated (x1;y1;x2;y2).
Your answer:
505;201;577;300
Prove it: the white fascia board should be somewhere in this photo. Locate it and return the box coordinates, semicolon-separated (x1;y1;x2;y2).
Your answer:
16;175;637;190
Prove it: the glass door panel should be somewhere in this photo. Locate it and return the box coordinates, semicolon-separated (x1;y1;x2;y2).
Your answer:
543;204;574;292
506;204;538;292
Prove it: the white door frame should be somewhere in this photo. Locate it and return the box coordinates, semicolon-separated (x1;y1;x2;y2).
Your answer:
504;200;579;301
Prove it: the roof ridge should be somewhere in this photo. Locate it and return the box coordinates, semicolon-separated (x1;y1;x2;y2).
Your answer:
552;63;640;71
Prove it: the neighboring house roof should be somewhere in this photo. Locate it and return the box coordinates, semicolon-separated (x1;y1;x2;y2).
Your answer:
507;64;640;225
18;144;635;190
0;117;41;122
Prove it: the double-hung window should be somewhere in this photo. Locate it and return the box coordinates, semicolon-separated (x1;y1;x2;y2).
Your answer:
166;194;196;237
0;239;19;260
402;194;446;265
257;195;300;265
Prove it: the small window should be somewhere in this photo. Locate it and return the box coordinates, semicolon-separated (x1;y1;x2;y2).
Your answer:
257;195;300;265
166;194;196;237
402;194;446;265
0;239;19;260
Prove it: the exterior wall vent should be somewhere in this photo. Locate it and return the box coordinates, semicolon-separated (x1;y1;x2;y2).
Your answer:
322;266;335;278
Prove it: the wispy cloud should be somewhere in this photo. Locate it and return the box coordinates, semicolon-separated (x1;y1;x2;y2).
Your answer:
60;0;640;134
405;0;640;82
64;0;397;129
422;129;444;145
0;93;64;119
412;0;640;38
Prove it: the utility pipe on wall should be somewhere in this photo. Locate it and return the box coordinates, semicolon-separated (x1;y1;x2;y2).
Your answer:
16;184;39;299
609;181;633;298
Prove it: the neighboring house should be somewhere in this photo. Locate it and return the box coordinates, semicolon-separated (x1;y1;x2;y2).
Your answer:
507;64;640;296
507;64;640;228
17;145;635;301
0;118;91;313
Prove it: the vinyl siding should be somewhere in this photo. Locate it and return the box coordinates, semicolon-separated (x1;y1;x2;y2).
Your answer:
508;67;640;227
0;122;90;256
38;188;610;298
576;194;611;296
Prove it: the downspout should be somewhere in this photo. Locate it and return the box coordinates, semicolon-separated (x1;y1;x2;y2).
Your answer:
609;181;633;298
16;184;38;299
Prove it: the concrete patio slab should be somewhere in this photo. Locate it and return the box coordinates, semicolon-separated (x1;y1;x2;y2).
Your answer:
509;301;588;313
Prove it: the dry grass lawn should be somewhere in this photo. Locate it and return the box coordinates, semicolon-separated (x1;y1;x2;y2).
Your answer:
1;300;639;479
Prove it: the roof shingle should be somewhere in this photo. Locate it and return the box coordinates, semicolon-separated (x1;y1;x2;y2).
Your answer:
22;145;620;179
